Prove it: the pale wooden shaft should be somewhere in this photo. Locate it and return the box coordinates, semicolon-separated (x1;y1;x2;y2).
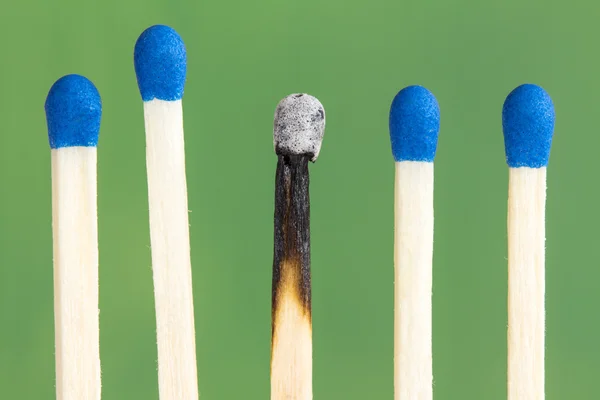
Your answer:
394;161;434;400
271;265;312;400
507;167;546;400
52;147;101;400
144;99;199;400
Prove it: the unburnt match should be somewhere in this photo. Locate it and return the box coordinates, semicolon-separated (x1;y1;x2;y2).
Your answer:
389;85;440;400
134;25;199;399
271;93;325;400
503;84;555;400
45;74;102;400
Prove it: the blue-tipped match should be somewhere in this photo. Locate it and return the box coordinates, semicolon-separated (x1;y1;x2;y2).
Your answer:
389;85;440;162
502;84;555;168
45;74;102;149
134;25;186;102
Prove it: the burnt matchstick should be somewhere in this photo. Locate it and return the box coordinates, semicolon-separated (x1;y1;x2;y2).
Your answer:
271;93;325;400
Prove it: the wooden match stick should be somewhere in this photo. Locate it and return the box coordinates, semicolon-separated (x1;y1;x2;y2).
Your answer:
389;85;440;400
134;25;199;400
45;74;102;400
503;84;555;400
271;93;325;400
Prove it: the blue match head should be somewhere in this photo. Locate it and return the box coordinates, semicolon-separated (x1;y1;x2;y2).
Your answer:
502;84;555;168
45;74;102;149
389;85;440;162
134;25;187;102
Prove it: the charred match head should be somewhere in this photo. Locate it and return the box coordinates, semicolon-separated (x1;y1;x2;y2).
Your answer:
273;94;325;162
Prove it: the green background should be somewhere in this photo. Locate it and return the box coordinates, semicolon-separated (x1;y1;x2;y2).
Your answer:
0;0;595;398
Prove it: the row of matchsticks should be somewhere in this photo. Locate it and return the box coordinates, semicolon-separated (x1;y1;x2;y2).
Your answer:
45;24;554;400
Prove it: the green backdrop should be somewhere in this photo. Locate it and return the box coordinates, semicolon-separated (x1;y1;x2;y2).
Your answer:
0;0;595;398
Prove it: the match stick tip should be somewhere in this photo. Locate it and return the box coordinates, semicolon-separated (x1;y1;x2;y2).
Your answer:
502;83;555;168
273;94;325;162
45;74;101;149
134;25;186;102
389;85;440;162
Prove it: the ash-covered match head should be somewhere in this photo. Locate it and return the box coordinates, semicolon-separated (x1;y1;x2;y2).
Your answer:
134;25;186;102
389;85;440;162
502;84;555;168
45;74;102;149
273;94;325;162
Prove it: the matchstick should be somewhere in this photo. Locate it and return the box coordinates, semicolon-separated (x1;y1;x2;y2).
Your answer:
389;85;440;400
503;84;555;400
271;94;326;400
45;74;102;400
134;25;198;400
